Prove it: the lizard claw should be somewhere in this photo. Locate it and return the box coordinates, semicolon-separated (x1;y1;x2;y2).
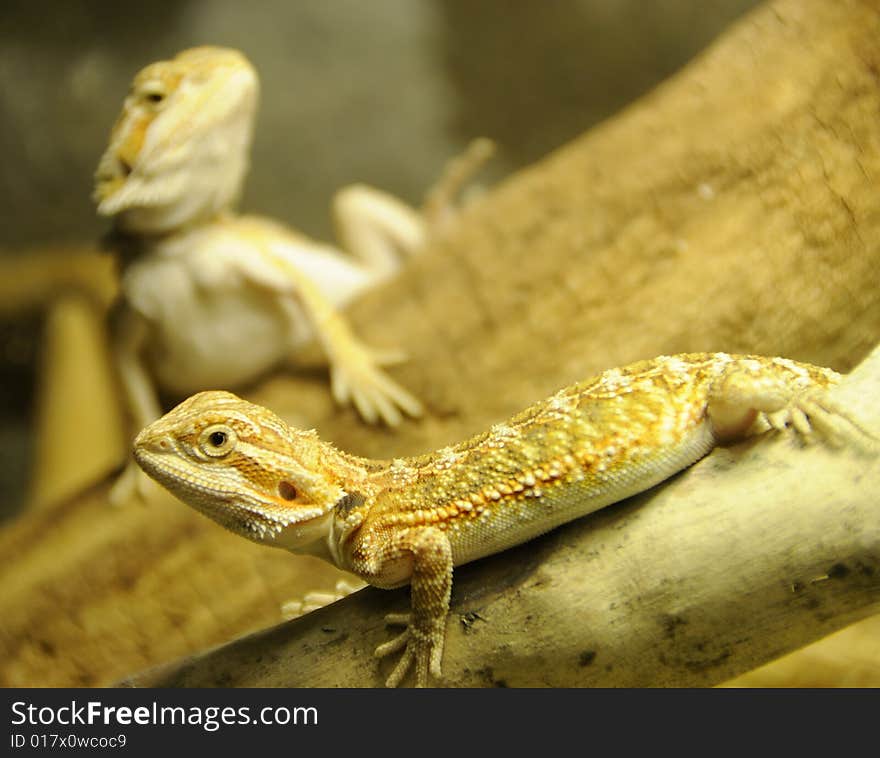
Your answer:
780;389;877;452
330;343;423;427
371;348;409;368
375;612;444;687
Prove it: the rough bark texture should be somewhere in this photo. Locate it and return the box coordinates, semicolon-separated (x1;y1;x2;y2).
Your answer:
124;346;880;687
3;0;880;686
0;481;351;687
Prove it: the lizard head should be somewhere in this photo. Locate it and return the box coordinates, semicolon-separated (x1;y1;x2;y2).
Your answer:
133;390;345;550
94;46;258;234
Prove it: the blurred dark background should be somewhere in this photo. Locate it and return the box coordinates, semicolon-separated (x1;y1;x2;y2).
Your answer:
0;0;760;512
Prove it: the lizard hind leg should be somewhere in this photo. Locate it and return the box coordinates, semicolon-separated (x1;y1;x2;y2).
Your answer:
707;362;876;451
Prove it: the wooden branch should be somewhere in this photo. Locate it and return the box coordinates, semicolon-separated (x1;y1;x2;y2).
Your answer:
295;0;880;459
123;346;880;687
4;0;880;686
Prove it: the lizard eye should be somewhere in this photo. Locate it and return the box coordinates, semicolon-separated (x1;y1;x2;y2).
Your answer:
200;425;236;457
138;84;167;105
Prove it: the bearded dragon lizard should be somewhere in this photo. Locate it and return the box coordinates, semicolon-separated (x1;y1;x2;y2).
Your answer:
95;47;492;502
132;352;874;686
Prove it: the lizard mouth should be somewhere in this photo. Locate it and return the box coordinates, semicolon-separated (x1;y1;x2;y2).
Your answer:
132;445;329;546
132;444;239;510
93;150;134;207
96;155;132;182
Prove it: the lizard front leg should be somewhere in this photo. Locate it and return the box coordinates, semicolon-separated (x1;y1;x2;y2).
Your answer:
249;237;423;426
362;527;453;687
301;288;422;427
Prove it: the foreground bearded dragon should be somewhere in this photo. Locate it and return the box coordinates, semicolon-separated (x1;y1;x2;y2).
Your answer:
133;352;873;686
95;47;492;502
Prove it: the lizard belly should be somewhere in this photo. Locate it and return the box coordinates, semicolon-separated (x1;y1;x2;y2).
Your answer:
447;420;717;567
123;254;298;393
121;215;386;396
147;289;297;393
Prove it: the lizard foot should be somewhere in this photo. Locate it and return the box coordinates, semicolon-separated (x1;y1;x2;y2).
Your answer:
375;612;444;688
330;343;423;427
108;460;157;506
280;578;366;620
767;389;877;452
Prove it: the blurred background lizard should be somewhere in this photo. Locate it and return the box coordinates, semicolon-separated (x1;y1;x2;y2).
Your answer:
93;46;492;503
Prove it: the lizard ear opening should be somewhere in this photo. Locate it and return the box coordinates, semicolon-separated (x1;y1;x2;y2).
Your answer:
278;481;298;501
335;491;366;516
